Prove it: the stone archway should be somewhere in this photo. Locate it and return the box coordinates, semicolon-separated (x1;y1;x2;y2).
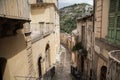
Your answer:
0;57;7;80
44;44;52;80
45;44;50;70
38;57;42;78
100;66;107;80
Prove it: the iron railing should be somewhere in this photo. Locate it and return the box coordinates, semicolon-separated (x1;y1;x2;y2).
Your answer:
107;50;120;80
14;76;40;80
30;22;54;40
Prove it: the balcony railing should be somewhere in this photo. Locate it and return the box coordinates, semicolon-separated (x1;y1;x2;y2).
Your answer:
14;76;40;80
107;50;120;80
30;22;54;42
30;0;57;4
30;0;58;7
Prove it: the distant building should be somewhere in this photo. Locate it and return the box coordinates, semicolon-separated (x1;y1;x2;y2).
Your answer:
70;29;79;77
60;33;72;50
75;15;93;80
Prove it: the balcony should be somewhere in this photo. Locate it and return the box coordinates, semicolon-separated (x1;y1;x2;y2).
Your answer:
107;50;120;80
30;22;54;43
30;0;58;7
0;0;30;20
14;76;39;80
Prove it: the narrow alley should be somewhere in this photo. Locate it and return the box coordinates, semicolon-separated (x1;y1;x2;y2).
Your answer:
53;45;74;80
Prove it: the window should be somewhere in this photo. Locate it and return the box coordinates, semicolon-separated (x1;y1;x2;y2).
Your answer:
37;0;42;3
108;0;120;44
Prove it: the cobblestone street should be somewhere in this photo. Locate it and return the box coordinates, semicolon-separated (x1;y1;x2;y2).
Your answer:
53;45;74;80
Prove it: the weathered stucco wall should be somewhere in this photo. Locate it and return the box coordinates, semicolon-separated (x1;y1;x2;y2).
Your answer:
0;29;30;80
31;5;56;24
32;33;57;77
30;1;60;78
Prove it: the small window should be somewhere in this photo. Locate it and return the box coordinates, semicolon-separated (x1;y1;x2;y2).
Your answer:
37;0;42;3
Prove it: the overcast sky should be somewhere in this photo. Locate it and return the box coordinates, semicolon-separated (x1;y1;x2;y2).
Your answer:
59;0;93;8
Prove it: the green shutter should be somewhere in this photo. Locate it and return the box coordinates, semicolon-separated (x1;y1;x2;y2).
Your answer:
116;1;120;44
116;16;120;43
108;0;120;44
109;17;115;28
109;0;117;13
108;17;115;39
119;0;120;11
117;16;120;28
108;0;117;42
116;30;120;40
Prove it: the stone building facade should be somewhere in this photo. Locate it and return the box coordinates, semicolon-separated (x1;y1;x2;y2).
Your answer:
75;0;120;80
0;0;33;80
0;0;60;80
76;15;93;80
60;33;72;50
92;0;120;80
71;29;79;70
30;0;60;79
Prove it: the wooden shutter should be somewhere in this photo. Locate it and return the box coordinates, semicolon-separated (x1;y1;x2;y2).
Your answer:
116;0;120;44
109;0;117;13
116;15;120;43
108;0;117;42
108;0;120;44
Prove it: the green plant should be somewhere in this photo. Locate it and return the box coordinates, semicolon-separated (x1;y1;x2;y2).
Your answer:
72;42;83;51
72;42;88;58
81;48;88;58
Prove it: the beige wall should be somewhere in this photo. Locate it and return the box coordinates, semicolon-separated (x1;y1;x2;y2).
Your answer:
95;0;109;39
71;33;77;67
55;12;60;54
94;0;110;79
30;1;60;78
77;17;93;60
32;33;56;77
0;29;30;80
31;5;55;23
101;0;109;39
97;58;107;80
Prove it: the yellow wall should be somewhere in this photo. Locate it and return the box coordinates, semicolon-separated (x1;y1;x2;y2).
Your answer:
95;0;109;39
101;0;109;39
32;33;56;77
0;29;30;80
31;2;60;78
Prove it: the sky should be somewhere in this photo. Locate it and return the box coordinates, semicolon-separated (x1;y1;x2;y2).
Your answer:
59;0;93;9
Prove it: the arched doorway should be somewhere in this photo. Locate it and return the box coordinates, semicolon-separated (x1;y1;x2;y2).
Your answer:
0;57;7;80
45;44;50;70
100;66;107;80
38;57;42;78
44;44;51;80
89;69;92;80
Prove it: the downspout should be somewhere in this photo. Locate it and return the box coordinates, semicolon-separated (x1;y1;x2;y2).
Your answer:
93;0;95;33
92;0;95;80
100;0;103;39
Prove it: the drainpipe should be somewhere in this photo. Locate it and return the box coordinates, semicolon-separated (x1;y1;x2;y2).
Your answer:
92;0;95;80
100;0;103;39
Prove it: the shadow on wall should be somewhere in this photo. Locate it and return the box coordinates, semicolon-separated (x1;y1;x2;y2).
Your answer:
0;30;26;59
0;58;7;80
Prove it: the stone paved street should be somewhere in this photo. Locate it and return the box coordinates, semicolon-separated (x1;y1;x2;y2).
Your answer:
53;45;74;80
